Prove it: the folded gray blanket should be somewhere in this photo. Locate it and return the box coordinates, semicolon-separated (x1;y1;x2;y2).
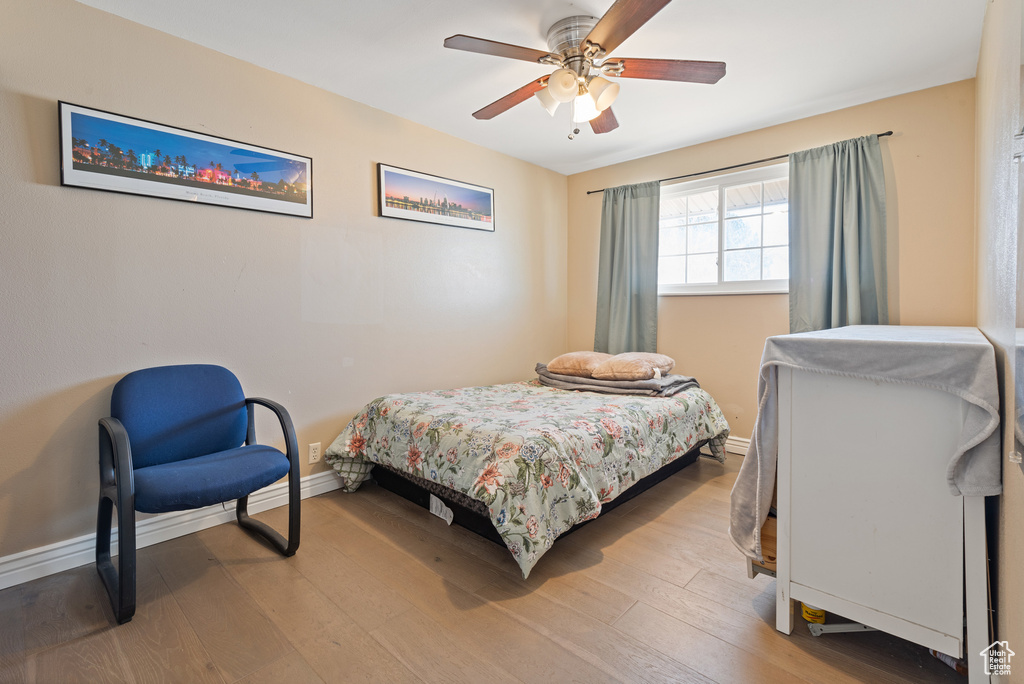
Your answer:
535;363;700;396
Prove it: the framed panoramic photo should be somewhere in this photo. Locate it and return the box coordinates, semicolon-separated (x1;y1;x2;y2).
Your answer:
377;163;493;231
59;101;312;218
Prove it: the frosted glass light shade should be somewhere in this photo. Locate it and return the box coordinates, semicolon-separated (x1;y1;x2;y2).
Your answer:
588;76;620;111
548;68;579;103
534;87;559;116
572;92;601;122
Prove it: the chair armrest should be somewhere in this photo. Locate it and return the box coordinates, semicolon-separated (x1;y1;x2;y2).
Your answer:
245;397;300;465
97;415;137;622
98;416;134;496
243;397;302;556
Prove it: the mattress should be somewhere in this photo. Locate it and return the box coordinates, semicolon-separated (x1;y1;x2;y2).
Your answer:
326;380;729;577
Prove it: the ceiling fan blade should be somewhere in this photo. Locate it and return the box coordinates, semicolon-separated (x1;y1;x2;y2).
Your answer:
590;108;619;134
444;34;555;64
609;58;726;83
583;0;673;55
472;77;550;120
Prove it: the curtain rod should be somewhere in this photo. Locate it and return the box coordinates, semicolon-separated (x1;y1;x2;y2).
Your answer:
585;130;894;195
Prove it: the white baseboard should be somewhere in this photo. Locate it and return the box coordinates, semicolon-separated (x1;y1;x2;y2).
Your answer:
0;470;341;592
725;435;750;455
700;435;750;457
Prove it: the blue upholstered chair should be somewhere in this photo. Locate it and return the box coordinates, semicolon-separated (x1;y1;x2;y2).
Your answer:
96;364;300;624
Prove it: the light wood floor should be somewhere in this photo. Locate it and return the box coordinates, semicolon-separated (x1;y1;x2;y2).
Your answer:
0;458;964;683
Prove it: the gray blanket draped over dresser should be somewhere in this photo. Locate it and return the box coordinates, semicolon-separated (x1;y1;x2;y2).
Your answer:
729;325;1001;561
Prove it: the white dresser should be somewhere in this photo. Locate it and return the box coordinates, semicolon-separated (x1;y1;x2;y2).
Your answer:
757;326;999;683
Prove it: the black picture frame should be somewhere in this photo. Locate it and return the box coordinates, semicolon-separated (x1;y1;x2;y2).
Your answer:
59;101;313;218
377;163;494;231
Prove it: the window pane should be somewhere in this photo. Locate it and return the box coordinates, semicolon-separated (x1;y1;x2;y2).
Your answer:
660;214;687;230
763;246;789;280
689;222;717;253
660;226;686;256
763;210;788;246
763;178;789;208
725;182;761;218
661;194;687;219
725;216;761;249
687;188;718;223
659;165;788;292
659;255;686;285
724;248;761;281
687;253;717;283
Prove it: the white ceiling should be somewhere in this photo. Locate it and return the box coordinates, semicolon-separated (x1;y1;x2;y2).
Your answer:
77;0;988;175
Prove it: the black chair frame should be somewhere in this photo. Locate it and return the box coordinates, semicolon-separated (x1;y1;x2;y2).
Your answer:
96;397;300;624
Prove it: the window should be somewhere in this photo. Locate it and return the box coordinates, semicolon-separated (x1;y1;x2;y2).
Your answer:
658;163;789;295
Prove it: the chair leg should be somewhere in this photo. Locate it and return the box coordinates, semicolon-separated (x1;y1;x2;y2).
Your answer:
236;471;300;557
96;493;136;624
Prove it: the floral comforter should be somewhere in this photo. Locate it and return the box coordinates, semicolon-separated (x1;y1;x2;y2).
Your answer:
325;380;729;578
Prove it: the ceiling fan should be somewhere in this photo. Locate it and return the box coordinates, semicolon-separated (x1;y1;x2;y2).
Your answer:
443;0;726;137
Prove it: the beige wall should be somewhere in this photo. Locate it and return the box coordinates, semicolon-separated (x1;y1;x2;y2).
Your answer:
567;81;977;438
975;0;1023;674
0;0;568;559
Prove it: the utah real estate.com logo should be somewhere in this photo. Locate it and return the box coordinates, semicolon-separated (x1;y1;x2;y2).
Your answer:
980;641;1015;676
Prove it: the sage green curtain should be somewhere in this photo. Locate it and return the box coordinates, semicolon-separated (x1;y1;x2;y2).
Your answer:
594;181;661;353
789;135;888;333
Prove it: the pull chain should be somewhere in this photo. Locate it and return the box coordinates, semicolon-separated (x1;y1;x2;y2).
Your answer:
568;97;580;140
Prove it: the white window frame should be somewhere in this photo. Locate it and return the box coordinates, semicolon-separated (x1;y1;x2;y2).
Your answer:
658;163;790;296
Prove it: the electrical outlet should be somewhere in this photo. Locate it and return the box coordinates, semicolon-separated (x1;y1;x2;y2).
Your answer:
308;442;321;465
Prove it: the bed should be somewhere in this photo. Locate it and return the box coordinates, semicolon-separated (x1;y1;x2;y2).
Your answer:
325;379;729;578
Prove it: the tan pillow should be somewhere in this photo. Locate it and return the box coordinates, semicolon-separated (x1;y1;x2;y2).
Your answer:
547;351;612;377
591;352;676;381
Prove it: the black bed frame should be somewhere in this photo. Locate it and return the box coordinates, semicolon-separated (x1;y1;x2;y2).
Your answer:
371;441;706;547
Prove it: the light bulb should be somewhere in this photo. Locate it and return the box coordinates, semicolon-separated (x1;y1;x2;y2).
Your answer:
572;90;601;123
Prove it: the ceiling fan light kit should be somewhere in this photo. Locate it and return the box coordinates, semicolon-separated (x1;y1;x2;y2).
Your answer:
539;73;618;121
444;0;726;137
